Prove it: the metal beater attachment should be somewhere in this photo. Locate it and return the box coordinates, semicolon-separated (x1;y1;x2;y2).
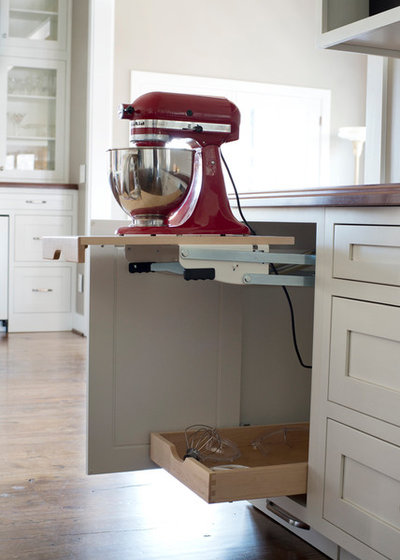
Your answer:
184;424;241;463
252;425;308;456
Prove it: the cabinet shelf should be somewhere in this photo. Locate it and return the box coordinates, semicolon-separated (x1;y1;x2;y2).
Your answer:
7;136;55;143
320;3;400;57
10;9;58;17
8;94;56;101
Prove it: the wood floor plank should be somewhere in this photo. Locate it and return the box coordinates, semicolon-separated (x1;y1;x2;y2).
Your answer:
0;332;329;559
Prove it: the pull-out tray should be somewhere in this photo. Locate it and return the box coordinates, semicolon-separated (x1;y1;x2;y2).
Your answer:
151;423;309;503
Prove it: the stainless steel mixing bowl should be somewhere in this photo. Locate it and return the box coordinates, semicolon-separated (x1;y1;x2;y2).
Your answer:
108;147;195;226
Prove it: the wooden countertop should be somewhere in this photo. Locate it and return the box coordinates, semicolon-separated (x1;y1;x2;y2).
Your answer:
0;182;78;190
230;184;400;207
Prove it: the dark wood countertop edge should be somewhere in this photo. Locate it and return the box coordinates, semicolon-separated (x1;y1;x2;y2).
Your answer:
229;184;400;207
0;182;79;190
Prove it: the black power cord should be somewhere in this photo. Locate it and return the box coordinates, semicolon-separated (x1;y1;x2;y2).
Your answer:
270;263;312;370
221;151;312;370
221;152;256;235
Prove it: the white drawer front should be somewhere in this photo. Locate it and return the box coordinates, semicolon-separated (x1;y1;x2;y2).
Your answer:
328;297;400;427
333;225;400;286
0;192;73;211
13;267;71;313
14;215;72;262
324;420;400;560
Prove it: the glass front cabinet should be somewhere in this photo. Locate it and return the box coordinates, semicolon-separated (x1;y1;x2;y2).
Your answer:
0;56;66;180
0;0;68;52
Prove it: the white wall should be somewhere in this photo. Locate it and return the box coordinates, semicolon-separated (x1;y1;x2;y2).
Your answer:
112;0;367;188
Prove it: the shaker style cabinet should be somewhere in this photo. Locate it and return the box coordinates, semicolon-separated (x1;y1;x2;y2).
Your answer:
319;0;400;57
0;56;66;181
1;186;77;332
84;204;400;560
307;206;400;560
0;0;69;54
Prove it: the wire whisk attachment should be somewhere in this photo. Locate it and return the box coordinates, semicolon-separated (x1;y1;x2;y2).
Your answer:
184;424;241;464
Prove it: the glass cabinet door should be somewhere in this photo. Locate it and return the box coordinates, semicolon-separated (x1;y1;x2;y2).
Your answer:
0;57;66;179
0;0;68;51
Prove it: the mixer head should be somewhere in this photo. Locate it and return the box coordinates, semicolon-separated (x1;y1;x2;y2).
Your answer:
118;91;240;147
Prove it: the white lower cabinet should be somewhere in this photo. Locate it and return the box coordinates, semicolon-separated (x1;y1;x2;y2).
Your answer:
86;207;400;560
0;187;77;332
309;207;400;560
324;420;400;560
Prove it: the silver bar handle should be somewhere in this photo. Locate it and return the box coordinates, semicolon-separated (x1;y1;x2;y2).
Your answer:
266;500;310;530
32;288;53;293
32;236;41;241
26;200;47;204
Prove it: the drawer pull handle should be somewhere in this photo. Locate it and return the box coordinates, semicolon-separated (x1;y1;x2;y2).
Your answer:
26;200;47;204
266;500;310;530
32;236;41;241
32;288;53;293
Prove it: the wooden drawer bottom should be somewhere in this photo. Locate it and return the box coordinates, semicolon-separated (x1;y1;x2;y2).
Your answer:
151;423;309;503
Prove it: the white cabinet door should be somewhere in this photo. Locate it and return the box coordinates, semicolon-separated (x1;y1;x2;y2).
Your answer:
0;56;66;181
0;0;69;53
328;297;400;427
88;245;243;474
324;420;400;560
0;216;8;322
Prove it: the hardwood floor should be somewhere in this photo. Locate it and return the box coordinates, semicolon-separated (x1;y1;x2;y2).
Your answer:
0;331;329;560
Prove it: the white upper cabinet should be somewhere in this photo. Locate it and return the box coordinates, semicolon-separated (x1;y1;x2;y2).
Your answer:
0;56;66;180
319;0;400;57
0;0;70;181
0;0;69;55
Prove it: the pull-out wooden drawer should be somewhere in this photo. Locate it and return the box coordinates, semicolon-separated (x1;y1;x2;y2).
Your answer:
324;420;400;560
329;297;400;427
151;423;309;503
333;224;400;286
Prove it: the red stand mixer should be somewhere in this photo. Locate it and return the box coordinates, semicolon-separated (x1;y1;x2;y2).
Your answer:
108;91;250;236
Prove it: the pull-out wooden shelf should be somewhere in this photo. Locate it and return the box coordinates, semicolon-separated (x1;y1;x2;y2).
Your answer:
42;234;294;263
151;423;309;504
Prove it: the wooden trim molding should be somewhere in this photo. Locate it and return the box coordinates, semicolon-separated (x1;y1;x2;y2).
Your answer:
230;184;400;207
